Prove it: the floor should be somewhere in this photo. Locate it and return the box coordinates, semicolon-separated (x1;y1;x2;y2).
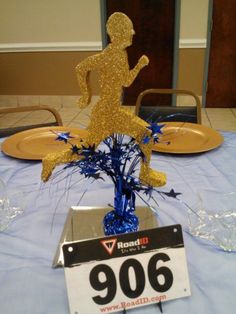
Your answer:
0;96;236;132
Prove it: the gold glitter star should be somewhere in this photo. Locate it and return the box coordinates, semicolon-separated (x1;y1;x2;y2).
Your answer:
42;12;166;187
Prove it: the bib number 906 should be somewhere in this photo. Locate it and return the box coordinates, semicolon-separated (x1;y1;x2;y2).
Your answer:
89;252;173;305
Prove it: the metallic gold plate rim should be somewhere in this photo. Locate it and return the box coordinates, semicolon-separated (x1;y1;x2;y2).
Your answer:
2;126;88;160
153;122;224;154
2;123;224;159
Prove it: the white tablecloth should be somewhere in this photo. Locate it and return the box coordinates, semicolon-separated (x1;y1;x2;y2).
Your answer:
0;132;236;314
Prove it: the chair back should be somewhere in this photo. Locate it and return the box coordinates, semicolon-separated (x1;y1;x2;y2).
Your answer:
0;105;63;138
135;88;201;124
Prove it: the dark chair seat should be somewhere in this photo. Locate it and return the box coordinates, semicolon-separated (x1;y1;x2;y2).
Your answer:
0;105;63;138
139;105;198;123
135;88;201;124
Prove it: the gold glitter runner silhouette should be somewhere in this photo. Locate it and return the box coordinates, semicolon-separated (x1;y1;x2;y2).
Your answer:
42;12;166;187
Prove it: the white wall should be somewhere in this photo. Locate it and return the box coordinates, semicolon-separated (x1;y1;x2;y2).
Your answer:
179;0;209;48
0;0;102;51
0;0;209;51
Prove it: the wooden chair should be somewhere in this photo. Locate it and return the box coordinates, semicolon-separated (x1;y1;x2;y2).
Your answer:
0;105;63;138
135;88;202;124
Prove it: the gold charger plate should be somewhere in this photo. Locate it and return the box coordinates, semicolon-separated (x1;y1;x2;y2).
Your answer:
2;126;88;160
153;122;224;154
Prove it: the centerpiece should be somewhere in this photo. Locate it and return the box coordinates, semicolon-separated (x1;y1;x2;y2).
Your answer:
41;12;167;236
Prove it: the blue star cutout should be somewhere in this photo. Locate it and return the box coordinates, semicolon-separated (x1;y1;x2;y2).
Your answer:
71;145;80;154
142;136;151;144
163;189;182;199
147;123;165;136
55;132;74;143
